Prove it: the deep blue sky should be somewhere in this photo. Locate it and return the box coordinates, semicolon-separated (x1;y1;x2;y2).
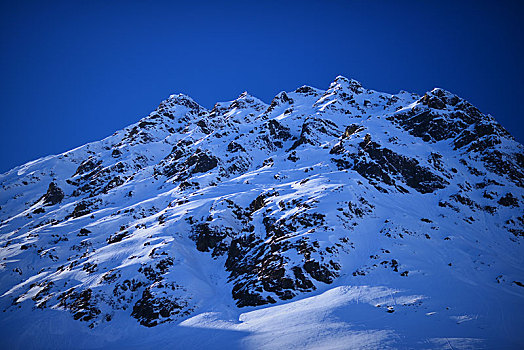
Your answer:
1;1;523;173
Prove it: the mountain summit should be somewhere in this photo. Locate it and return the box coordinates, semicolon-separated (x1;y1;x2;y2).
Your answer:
1;77;523;349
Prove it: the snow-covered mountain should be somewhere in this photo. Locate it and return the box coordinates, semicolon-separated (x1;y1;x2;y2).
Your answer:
1;76;523;349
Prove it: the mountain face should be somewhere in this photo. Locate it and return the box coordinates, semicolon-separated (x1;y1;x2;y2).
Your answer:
1;76;523;349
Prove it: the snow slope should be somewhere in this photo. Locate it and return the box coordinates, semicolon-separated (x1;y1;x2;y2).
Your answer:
1;76;523;349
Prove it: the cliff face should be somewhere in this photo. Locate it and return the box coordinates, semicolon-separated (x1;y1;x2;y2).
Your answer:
1;76;523;349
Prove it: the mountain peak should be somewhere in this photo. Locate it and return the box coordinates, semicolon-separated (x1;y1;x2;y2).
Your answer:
166;92;198;104
294;85;323;96
237;91;250;99
329;75;364;94
418;87;463;109
158;93;204;113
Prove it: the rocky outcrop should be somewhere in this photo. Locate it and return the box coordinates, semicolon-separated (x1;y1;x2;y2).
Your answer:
41;182;64;206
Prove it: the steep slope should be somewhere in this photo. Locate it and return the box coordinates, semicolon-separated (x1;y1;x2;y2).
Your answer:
1;76;523;349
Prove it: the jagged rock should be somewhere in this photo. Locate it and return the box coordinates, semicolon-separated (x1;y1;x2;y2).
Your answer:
303;260;338;283
131;283;191;327
343;124;364;138
267;119;292;140
67;202;92;219
498;193;519;207
191;223;229;255
345;135;448;193
289;117;340;151
74;158;101;176
41;182;64;206
295;85;320;96
78;228;91;236
266;91;293;114
187;150;218;174
58;288;101;325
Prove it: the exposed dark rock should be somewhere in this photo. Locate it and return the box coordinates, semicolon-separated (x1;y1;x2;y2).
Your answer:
329;143;345;155
196;119;212;134
191;223;229;255
131;284;190;327
267;120;292;140
249;191;278;213
343;124;364;138
41;182;65;206
107;231;129;244
67;202;92;219
111;149;122;158
102;176;125;194
138;120;157;128
227;141;246;153
187;150;218;174
58;288;101;325
482;150;524;188
225;234;259;277
78;228;91;236
388;110;459;142
221;207;333;307
232;283;275;307
295;85;319;96
266;92;294;114
288;151;299;162
498;193;519;207
420;93;446;110
74;158;101;176
138;258;174;282
332;76;364;94
348;135;447;193
289;117;340;151
303;260;337;283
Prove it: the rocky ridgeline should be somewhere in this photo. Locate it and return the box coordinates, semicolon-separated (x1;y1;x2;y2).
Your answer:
0;76;523;328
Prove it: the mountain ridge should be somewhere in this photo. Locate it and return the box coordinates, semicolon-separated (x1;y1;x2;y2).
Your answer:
1;76;523;349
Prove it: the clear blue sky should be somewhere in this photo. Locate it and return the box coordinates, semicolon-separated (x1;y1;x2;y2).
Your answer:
1;0;523;173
